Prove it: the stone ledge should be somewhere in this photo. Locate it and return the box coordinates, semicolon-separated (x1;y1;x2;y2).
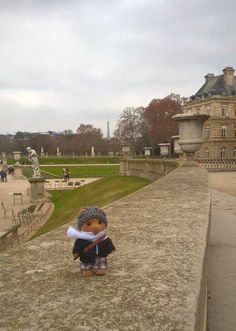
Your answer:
0;166;210;331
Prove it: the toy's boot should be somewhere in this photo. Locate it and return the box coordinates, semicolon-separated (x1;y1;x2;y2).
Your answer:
81;270;93;277
95;269;107;276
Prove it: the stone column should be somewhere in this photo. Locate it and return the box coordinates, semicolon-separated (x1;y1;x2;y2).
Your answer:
119;158;129;176
57;146;60;157
28;177;46;202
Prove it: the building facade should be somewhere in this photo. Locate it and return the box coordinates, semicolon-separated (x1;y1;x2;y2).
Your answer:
184;66;236;160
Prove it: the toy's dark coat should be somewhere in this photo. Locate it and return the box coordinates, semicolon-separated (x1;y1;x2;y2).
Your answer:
73;237;115;263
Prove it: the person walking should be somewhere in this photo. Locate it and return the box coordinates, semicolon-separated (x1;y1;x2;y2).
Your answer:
63;168;70;181
0;160;8;182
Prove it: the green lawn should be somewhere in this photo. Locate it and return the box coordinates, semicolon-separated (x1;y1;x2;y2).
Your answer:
31;176;149;239
40;165;119;178
39;156;120;164
22;165;119;179
7;156;120;165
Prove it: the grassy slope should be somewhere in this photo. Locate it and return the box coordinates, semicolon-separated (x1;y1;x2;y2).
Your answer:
31;176;149;239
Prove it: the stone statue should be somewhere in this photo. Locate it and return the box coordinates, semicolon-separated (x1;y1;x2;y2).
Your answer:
26;147;41;177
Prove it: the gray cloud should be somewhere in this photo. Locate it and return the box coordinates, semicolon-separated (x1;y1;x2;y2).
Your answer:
0;0;235;135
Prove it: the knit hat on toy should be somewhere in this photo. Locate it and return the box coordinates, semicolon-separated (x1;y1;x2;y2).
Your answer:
77;207;107;230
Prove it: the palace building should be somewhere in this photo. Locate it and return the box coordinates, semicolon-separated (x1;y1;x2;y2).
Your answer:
184;66;236;160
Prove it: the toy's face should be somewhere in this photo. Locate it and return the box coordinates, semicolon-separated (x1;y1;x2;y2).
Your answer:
81;218;106;234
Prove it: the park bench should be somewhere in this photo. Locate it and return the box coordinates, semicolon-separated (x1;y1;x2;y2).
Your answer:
54;180;61;188
45;180;52;189
74;181;81;188
67;181;74;188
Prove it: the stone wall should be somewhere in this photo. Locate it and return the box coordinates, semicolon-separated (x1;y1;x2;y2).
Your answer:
0;166;210;331
120;158;179;181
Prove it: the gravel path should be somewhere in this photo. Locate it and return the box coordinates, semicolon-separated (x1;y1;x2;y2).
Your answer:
208;172;236;331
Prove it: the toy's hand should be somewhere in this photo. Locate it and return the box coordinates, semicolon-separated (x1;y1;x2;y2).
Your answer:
73;253;79;260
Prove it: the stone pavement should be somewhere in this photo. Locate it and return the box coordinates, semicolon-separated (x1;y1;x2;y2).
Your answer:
0;175;31;232
0;176;98;235
208;172;236;331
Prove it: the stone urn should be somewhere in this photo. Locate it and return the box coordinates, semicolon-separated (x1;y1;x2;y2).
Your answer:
12;152;24;179
158;143;170;158
13;151;21;162
143;146;152;157
121;143;131;157
171;135;184;157
173;113;210;166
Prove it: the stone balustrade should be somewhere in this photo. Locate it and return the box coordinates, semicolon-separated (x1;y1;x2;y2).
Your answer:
197;159;236;172
0;224;20;250
120;158;179;181
0;164;210;330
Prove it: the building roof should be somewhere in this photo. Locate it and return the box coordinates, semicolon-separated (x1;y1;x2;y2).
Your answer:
191;67;236;100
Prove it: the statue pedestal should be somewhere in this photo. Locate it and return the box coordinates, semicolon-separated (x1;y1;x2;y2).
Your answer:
28;177;46;202
13;161;24;180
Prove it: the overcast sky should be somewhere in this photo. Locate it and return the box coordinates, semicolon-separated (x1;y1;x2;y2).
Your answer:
0;0;235;136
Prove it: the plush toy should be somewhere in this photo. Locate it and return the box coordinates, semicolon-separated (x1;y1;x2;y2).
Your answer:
67;207;115;277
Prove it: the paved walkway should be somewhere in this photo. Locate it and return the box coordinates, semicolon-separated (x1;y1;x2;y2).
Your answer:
0;176;99;235
208;172;236;331
0;175;32;232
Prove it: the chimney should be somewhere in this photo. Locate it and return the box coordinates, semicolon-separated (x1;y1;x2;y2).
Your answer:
223;66;235;86
204;73;214;82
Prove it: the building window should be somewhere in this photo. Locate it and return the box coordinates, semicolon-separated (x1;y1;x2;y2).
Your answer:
222;105;227;116
221;126;227;138
205;147;210;159
205;126;210;138
220;147;226;158
234;147;236;158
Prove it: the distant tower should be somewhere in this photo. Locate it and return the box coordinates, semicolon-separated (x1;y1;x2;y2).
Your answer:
106;121;110;140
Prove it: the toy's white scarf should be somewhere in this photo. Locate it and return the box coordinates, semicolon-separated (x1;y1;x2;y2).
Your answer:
67;227;107;242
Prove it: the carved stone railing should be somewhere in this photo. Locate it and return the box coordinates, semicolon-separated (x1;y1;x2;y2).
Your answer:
197;159;236;172
0;224;20;250
120;158;179;181
0;165;210;330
